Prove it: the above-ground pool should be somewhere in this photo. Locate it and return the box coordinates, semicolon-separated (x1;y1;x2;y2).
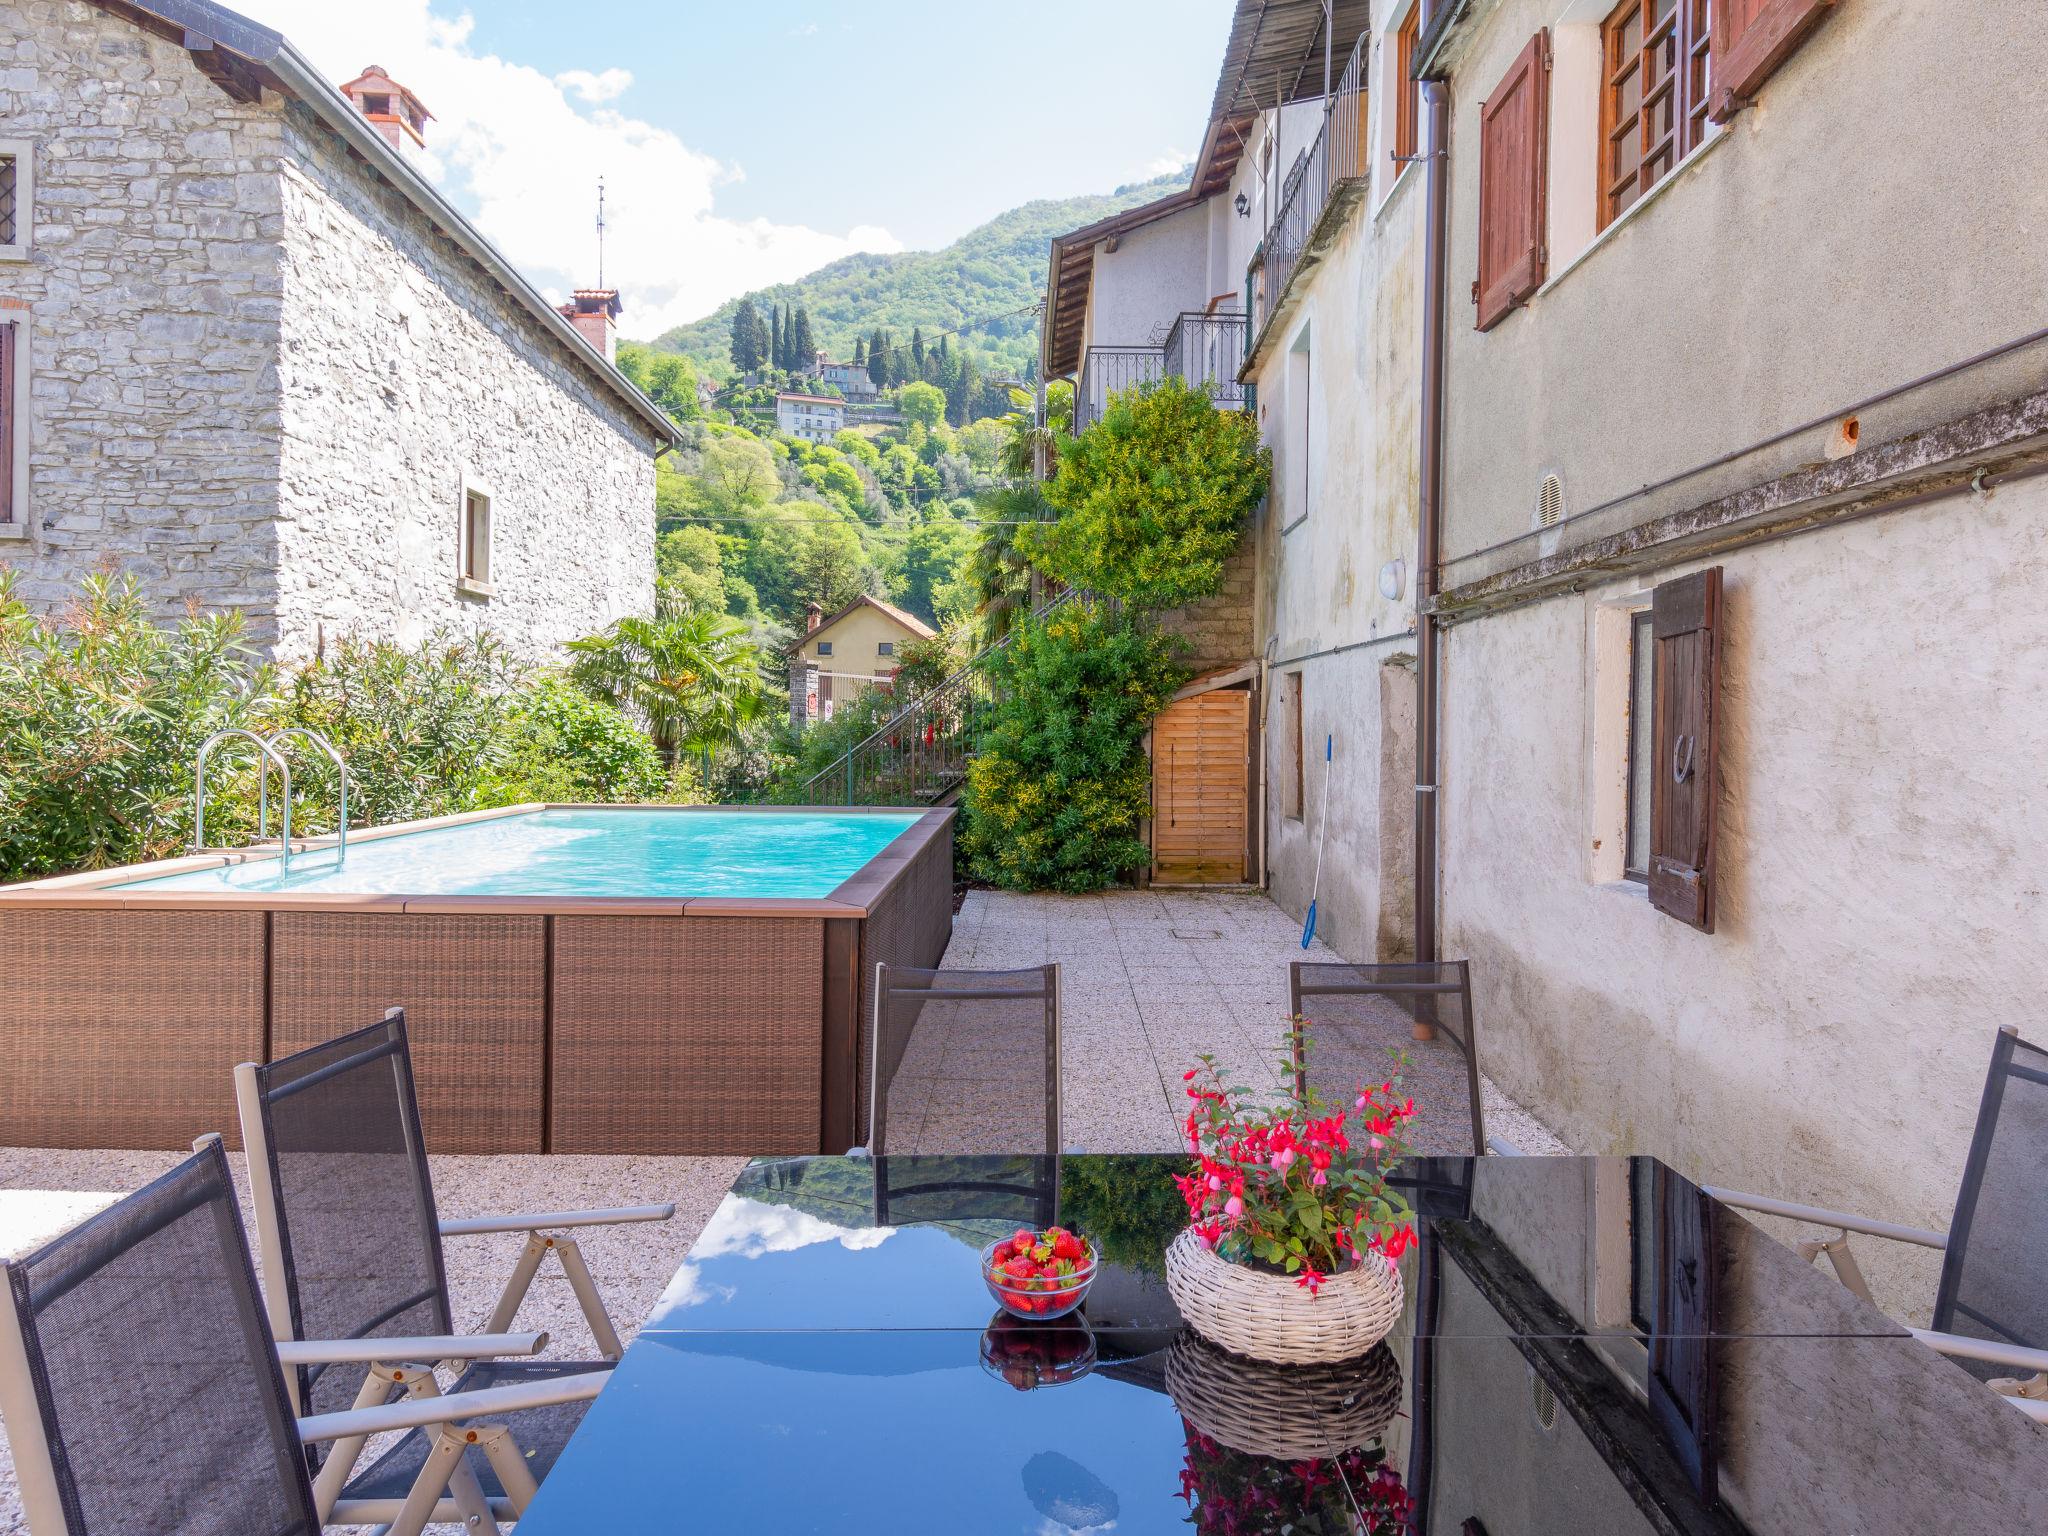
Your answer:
113;807;924;900
0;804;954;1161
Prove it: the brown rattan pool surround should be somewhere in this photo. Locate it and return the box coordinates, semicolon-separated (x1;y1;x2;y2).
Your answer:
0;804;953;1157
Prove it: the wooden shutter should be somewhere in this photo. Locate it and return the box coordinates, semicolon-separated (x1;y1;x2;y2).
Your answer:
1708;0;1833;122
1152;691;1251;884
1474;31;1550;332
1648;566;1722;930
0;320;13;526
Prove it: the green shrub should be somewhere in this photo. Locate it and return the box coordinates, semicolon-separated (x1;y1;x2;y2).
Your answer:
476;674;698;806
1026;376;1269;609
960;599;1184;892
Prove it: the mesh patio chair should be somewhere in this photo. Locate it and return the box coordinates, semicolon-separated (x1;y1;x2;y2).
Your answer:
868;962;1061;1155
233;1010;672;1524
0;1139;611;1536
1290;960;1487;1157
1707;1026;2048;1414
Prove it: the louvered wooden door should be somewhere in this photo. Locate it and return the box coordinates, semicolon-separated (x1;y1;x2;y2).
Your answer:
1151;691;1250;885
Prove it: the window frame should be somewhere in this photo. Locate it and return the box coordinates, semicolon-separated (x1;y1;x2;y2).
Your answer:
817;639;833;657
1597;0;1713;233
1623;607;1655;883
456;468;496;599
876;640;894;657
0;310;26;538
0;141;33;263
1392;6;1421;176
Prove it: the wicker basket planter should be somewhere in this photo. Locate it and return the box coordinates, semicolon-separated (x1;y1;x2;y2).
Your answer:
1166;1331;1404;1460
1164;1227;1405;1365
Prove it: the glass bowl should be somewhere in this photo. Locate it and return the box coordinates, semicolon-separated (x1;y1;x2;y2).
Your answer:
979;1313;1098;1390
981;1235;1098;1320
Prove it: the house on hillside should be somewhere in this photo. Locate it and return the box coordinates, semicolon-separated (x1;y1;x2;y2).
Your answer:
816;355;877;399
776;391;847;443
787;594;936;727
1052;0;2048;1317
0;0;672;662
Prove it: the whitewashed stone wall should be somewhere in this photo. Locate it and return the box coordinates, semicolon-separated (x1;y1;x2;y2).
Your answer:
0;1;287;626
0;1;657;661
271;103;655;664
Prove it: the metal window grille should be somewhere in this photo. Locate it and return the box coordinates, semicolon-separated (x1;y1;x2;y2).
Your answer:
0;155;16;247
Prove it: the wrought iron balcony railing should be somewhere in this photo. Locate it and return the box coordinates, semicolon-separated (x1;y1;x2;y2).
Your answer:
1073;311;1249;432
1251;29;1370;340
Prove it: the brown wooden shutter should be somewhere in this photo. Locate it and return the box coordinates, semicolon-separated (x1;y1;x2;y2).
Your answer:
1648;566;1722;931
1709;0;1834;122
0;319;13;526
1473;30;1551;333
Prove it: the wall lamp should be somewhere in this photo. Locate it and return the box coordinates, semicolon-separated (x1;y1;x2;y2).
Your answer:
1234;192;1251;219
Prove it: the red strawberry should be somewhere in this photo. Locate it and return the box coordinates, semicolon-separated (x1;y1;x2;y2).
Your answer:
1001;1256;1034;1283
1012;1229;1034;1251
1051;1232;1084;1263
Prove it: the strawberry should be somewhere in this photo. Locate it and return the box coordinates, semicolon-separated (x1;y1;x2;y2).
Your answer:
1001;1256;1034;1284
1030;1243;1053;1265
1012;1229;1034;1252
1050;1232;1084;1263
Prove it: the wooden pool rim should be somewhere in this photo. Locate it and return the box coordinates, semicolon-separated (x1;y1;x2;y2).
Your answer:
0;805;955;1158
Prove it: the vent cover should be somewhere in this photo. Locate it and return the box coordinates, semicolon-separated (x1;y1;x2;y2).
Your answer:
1537;472;1565;529
1532;1370;1559;1431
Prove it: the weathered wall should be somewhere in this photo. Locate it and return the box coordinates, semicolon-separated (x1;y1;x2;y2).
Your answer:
0;2;286;625
1154;535;1255;675
1243;33;1427;961
1437;0;2048;565
1439;477;2048;1316
272;103;655;665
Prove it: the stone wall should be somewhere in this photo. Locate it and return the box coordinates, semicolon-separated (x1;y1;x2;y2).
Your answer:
1154;534;1254;674
271;103;656;664
0;1;287;626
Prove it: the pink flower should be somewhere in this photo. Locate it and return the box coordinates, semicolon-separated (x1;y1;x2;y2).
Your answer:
1312;1171;1328;1186
1274;1147;1295;1170
1223;1196;1243;1217
1370;1135;1384;1150
1207;1174;1223;1192
1354;1094;1367;1111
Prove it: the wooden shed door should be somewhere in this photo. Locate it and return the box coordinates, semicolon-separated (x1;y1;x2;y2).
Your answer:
1152;691;1250;884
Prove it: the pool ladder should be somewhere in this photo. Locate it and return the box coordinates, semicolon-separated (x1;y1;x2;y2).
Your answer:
192;728;351;875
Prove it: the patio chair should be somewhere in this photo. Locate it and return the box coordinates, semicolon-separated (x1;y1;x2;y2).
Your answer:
868;962;1061;1155
1706;1026;2048;1410
233;1010;672;1521
1291;960;1487;1157
0;1139;611;1536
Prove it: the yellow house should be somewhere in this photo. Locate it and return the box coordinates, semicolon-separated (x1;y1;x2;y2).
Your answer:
789;595;937;724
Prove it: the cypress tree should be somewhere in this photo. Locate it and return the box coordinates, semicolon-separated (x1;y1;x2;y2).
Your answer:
910;327;925;372
853;335;866;367
793;307;816;372
730;302;762;372
769;306;783;371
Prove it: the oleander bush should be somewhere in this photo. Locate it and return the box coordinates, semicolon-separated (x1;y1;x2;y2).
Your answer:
0;573;699;883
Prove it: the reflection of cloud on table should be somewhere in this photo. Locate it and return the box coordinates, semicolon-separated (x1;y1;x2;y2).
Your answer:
655;1195;894;1310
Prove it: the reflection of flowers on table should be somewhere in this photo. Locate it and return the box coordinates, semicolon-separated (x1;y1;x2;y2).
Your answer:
1176;1423;1414;1536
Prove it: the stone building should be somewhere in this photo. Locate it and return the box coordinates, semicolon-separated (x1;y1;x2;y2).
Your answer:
0;0;674;662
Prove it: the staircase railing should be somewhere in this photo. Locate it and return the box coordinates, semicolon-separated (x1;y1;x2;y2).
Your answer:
794;588;1081;807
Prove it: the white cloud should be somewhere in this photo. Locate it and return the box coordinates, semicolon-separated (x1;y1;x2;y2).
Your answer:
554;66;632;104
240;0;903;338
1139;149;1194;178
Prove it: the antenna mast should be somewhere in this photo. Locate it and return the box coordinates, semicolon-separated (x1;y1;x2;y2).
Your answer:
596;175;608;289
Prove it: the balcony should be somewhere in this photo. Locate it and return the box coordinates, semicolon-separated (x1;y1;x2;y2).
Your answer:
1247;28;1372;361
1074;311;1249;432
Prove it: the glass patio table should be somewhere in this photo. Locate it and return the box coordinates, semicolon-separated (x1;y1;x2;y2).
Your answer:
514;1154;2048;1534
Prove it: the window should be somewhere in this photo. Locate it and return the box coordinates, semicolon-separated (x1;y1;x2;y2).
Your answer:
1284;324;1313;526
1599;0;1712;231
1392;7;1421;175
457;471;494;596
0;313;21;533
1282;671;1306;820
1623;609;1654;881
877;641;894;657
817;640;833;657
0;142;32;261
1474;32;1550;331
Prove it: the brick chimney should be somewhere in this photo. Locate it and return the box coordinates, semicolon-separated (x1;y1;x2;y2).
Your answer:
806;602;823;633
557;289;621;364
339;66;433;160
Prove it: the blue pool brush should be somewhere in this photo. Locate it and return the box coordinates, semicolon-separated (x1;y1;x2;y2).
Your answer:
1301;734;1332;949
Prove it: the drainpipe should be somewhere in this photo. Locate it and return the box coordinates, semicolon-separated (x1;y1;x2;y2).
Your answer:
1414;52;1451;967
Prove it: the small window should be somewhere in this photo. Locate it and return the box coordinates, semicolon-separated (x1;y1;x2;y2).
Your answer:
457;473;494;596
0;142;32;261
817;640;833;657
877;641;894;657
1623;609;1654;882
0;314;22;533
1392;7;1421;174
1599;0;1712;231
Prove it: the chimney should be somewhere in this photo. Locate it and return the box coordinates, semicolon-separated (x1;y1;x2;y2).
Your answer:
557;289;621;365
806;602;823;633
339;66;433;160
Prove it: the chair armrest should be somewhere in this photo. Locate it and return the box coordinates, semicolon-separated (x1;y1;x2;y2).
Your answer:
1909;1329;2048;1377
1701;1186;1948;1249
297;1368;612;1444
437;1203;675;1237
275;1331;548;1366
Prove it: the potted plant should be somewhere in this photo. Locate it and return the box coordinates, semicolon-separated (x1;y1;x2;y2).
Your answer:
1176;1422;1414;1536
1165;1027;1417;1364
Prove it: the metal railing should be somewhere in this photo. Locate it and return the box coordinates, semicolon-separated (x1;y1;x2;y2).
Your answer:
1074;346;1166;433
1074;313;1250;432
1253;30;1370;338
794;589;1083;807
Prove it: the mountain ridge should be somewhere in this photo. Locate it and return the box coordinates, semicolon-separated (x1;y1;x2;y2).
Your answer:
645;170;1191;379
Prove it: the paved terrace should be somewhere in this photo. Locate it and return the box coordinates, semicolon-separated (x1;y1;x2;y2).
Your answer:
0;889;1564;1534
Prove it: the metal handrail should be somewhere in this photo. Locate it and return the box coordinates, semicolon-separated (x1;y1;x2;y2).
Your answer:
1253;29;1370;337
194;728;294;874
265;727;349;860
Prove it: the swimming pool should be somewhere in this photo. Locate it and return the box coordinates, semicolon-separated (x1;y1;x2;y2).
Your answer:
112;807;924;900
1;804;954;1160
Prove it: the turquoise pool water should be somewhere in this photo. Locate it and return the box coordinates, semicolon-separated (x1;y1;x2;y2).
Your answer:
112;808;923;899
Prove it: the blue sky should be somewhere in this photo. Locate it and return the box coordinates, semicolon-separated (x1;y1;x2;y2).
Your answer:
248;0;1236;336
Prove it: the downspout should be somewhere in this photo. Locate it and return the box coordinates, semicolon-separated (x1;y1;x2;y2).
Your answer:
1414;42;1451;967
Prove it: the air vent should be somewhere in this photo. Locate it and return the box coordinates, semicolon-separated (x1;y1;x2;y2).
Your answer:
1532;1370;1559;1431
1537;472;1565;529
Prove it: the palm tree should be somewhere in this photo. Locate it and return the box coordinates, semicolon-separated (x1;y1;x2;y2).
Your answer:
567;595;765;762
963;484;1056;647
